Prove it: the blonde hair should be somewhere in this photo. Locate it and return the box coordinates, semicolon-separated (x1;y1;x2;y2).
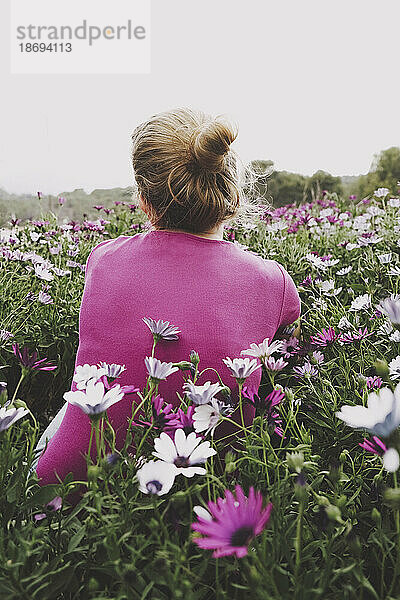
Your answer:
131;108;266;234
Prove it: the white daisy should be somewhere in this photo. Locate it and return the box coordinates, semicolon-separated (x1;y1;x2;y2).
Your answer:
367;205;385;216
73;364;107;390
265;356;288;372
136;460;177;496
336;383;400;438
389;356;400;380
390;331;400;343
378;253;392;264
0;405;30;432
145;357;179;382
193;399;231;436
338;316;352;330
379;295;400;327
64;380;124;417
336;266;352;276
182;380;224;406
349;294;372;311
240;337;283;360
374;187;390;198
97;362;127;379
34;264;54;282
316;279;342;296
222;357;261;382
152;429;216;477
142;317;181;341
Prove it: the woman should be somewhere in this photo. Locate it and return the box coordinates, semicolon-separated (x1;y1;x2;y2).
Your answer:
35;108;301;487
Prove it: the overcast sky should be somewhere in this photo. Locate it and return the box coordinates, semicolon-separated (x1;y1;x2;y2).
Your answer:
1;0;399;195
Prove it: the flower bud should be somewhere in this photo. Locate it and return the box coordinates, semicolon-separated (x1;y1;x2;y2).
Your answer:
284;388;295;403
13;399;29;410
325;504;342;522
294;473;308;501
316;495;329;507
173;361;193;371
262;429;270;444
374;359;389;378
371;508;381;525
384;487;400;508
189;351;200;366
87;465;100;482
88;578;100;592
0;381;7;399
219;386;232;402
339;450;349;464
224;451;236;473
286;451;304;474
356;373;367;386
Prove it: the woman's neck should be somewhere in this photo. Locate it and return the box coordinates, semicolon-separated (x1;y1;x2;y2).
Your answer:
151;223;225;240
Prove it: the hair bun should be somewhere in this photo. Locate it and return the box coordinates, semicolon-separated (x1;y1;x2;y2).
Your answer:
191;119;237;173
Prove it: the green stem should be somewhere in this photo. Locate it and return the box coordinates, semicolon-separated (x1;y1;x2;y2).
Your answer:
87;423;94;464
11;371;26;404
389;472;400;596
93;419;102;464
197;367;225;385
122;383;155;454
294;499;304;587
135;424;154;457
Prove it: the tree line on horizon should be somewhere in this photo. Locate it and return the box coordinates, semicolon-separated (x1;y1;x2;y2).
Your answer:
251;146;400;207
0;147;399;225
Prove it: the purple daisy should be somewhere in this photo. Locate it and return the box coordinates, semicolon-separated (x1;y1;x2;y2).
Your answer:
133;394;180;432
34;496;62;521
280;337;300;358
366;376;383;390
172;406;196;436
310;327;338;347
293;362;319;378
338;327;373;344
12;343;57;371
242;386;285;437
359;436;387;456
192;485;273;558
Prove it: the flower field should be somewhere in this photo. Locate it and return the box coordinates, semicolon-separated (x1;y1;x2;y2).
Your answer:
1;187;400;599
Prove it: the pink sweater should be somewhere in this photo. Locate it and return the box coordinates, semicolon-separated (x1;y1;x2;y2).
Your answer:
36;230;301;485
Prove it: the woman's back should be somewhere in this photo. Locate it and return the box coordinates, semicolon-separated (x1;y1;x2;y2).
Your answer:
36;229;300;485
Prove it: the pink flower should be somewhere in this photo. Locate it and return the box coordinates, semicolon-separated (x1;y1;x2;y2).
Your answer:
173;406;196;435
264;356;288;372
192;485;273;558
366;376;383;390
242;386;285;437
279;337;300;358
133;394;180;432
300;275;313;287
338;328;373;344
34;496;62;521
310;327;338;347
359;436;387;456
293;362;318;378
12;343;57;371
311;351;324;365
